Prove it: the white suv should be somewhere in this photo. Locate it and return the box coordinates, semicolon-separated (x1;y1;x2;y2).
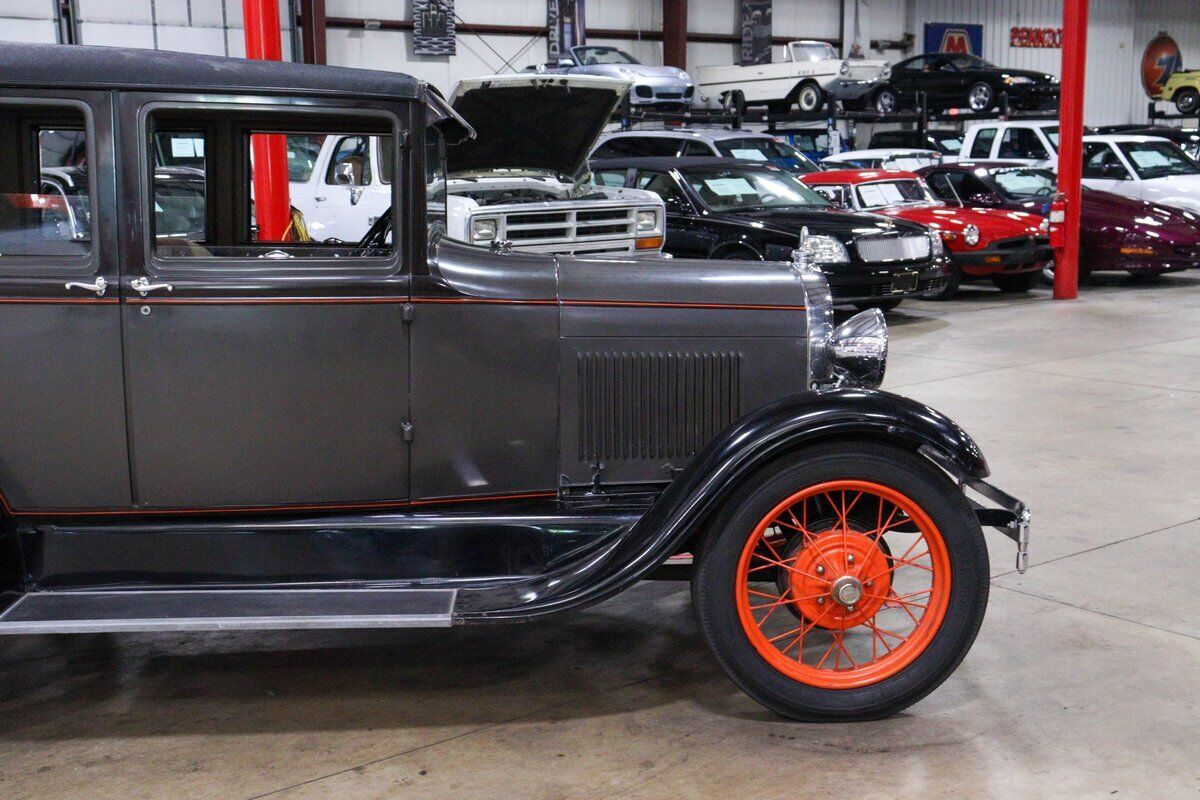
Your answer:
959;121;1059;167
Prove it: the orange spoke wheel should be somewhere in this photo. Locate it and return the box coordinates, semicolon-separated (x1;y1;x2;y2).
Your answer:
735;480;952;690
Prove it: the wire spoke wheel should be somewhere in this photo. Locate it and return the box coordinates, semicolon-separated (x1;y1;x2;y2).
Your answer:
734;480;951;689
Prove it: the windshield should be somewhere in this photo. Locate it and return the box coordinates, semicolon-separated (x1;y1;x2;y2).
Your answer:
790;42;838;62
946;54;991;70
1117;140;1200;179
714;137;819;173
855;180;937;209
573;46;638;65
992;168;1056;199
683;166;831;212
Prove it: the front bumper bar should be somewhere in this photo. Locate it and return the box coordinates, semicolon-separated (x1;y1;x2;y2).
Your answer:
920;445;1031;573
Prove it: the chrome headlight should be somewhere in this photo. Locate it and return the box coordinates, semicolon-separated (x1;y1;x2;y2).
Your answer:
636;209;659;232
800;233;850;265
471;217;498;242
839;61;851;76
928;230;945;255
962;224;980;247
678;70;690;82
829;308;888;389
882;63;892;79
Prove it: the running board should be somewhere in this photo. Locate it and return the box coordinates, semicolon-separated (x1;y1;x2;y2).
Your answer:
0;588;457;634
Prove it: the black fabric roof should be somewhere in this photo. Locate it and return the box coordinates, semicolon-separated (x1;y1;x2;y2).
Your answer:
0;43;421;100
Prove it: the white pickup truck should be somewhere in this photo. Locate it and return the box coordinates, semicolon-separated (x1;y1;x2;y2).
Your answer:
286;74;665;256
696;40;890;114
959;121;1059;167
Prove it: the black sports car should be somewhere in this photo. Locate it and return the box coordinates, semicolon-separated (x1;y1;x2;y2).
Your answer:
871;52;1059;114
591;156;952;310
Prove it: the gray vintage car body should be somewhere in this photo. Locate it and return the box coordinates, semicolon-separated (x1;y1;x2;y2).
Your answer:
0;44;1023;639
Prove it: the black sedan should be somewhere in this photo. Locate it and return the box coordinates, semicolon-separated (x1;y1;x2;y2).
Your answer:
872;52;1059;114
591;157;952;310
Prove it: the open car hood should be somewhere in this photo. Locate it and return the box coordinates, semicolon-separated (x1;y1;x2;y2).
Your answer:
447;74;629;180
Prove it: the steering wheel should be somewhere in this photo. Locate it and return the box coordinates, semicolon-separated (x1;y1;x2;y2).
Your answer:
1033;186;1053;197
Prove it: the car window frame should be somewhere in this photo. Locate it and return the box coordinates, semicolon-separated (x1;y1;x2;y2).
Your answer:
635;169;694;214
969;127;998;159
136;98;407;280
0;95;99;278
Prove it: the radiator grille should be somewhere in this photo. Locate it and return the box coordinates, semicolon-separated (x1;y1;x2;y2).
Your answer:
855;234;930;263
577;351;741;462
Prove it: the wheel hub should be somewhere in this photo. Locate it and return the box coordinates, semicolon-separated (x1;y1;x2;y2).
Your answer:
787;528;892;630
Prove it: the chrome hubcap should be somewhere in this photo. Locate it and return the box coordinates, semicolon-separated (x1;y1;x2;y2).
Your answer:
970;86;990;109
830;575;864;607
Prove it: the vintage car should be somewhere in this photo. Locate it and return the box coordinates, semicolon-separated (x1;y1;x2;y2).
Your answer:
872;53;1059;114
920;161;1200;280
696;40;890;114
801;169;1050;297
591;129;821;174
285;74;666;256
1154;69;1200;115
0;43;1029;723
525;45;694;109
590;156;953;311
1079;135;1200;215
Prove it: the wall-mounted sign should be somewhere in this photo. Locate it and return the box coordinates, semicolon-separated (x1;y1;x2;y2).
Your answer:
548;0;586;61
923;23;983;56
413;0;455;56
740;0;773;65
1010;27;1062;48
1141;34;1182;98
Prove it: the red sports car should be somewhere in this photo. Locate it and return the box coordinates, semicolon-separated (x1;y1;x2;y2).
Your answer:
801;169;1052;298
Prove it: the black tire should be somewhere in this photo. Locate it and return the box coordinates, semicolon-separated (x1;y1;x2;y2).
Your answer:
873;86;899;115
991;271;1040;293
924;265;962;300
692;441;990;721
967;81;994;112
1174;88;1200;115
722;90;746;117
796;82;825;113
854;298;902;312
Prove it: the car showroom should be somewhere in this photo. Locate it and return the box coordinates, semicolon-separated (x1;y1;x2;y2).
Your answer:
0;1;1196;798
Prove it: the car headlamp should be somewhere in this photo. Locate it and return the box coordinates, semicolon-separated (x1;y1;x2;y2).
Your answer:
928;230;945;255
839;61;851;76
828;308;889;389
637;209;659;232
800;233;850;265
471;217;498;242
678;70;690;82
1004;76;1034;86
963;224;980;246
882;63;892;79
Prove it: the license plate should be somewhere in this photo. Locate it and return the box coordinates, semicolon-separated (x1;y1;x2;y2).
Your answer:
892;271;918;293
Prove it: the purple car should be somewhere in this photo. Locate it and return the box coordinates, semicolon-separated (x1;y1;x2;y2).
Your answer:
919;161;1200;281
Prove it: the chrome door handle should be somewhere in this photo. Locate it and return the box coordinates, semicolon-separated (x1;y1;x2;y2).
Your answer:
64;276;107;297
130;277;174;296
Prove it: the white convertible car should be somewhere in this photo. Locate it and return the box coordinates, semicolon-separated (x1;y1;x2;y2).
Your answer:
1081;135;1200;214
696;40;889;114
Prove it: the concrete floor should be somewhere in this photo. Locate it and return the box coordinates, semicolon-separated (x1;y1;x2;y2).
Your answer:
3;274;1200;799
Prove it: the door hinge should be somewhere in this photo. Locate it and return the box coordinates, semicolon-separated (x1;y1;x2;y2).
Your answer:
399;130;411;150
401;422;414;442
402;302;414;323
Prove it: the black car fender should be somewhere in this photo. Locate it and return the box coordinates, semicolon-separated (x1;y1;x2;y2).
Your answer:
457;388;988;622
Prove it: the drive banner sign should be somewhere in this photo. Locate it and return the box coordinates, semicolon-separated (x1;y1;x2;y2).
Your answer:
413;0;456;56
740;0;772;66
923;22;983;56
548;0;586;61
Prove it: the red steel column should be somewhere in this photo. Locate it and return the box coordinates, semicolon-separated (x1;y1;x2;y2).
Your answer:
243;0;291;241
663;0;687;70
1054;0;1088;300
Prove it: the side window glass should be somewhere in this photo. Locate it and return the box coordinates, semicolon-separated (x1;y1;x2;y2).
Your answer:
1082;143;1129;180
925;172;958;202
148;110;398;261
0;105;92;261
593;170;627;188
999;128;1048;160
638;171;687;211
969;128;997;159
325;135;373;186
682;141;712;156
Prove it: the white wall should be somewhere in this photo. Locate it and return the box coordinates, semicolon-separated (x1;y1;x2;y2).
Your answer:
0;0;59;43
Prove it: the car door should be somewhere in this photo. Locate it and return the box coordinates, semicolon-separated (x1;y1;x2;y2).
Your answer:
1081;141;1135;198
636;169;715;257
0;90;132;512
117;92;414;509
304;134;381;242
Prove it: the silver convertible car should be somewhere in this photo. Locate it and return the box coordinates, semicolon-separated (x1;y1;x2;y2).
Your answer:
527;45;694;109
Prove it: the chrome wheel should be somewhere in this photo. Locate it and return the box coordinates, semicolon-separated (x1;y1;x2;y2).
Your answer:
875;88;897;115
968;83;993;111
798;84;823;112
1041;259;1056;284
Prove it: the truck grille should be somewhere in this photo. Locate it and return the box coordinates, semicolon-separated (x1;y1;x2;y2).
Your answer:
490;206;644;253
855;235;930;263
577;351;741;462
